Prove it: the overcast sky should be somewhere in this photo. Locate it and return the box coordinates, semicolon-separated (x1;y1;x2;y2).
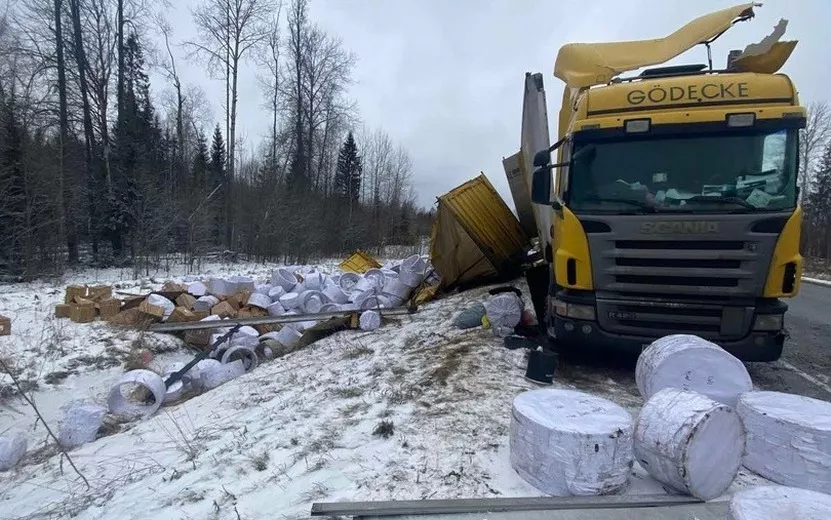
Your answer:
160;0;831;210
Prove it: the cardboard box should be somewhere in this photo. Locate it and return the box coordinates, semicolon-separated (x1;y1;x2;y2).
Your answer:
87;285;113;302
254;323;280;335
109;308;145;326
138;299;165;320
162;282;187;293
175;293;197;310
70;302;96;323
211;301;236;318
55;304;72;319
192;310;210;321
168;307;200;323
97;298;122;320
232;290;251;308
226;296;241;311
65;285;87;304
0;315;10;336
184;329;212;347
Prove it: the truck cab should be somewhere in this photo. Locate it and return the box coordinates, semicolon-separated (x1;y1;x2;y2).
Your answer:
524;4;806;361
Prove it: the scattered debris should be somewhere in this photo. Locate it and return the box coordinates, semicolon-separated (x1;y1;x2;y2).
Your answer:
0;431;27;471
738;391;831;494
510;389;633;496
634;388;745;500
453;303;486;329
636;334;753;407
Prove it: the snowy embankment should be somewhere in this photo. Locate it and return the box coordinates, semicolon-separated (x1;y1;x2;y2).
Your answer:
0;261;769;519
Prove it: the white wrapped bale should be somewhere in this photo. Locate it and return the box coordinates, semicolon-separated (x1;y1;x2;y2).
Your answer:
383;279;412;300
276;325;302;348
364;268;386;290
634;388;744;500
162;378;184;403
360;296;381;310
359;310;382;331
267;301;285;316
253;283;272;295
228;275;254;292
636;334;752;407
108;369;166;419
728;485;831;520
271;268;298;291
221;345;258;372
58;401;107;448
510;389;634;496
737;391;831;493
485;293;523;329
299;291;325;313
207;277;237;298
398;269;424;288
247;292;272;310
188;281;207;297
267;286;286;301
320;303;340;312
323;285;349;304
147;294;175;320
339;272;361;292
279;292;301;310
304;270;323;290
193;295;220;313
401;254;426;274
0;431;27;471
201;360;245;389
191;359;221;389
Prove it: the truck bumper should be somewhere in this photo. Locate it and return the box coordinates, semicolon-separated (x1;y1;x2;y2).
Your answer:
551;317;784;361
548;290;787;362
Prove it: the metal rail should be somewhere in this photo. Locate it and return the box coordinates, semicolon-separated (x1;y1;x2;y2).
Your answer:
310;495;704;516
148;306;415;333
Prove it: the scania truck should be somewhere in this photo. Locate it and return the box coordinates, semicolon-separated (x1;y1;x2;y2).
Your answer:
512;3;806;361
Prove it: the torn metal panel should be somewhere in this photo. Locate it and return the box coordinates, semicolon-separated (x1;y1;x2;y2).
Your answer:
554;3;758;88
729;19;797;74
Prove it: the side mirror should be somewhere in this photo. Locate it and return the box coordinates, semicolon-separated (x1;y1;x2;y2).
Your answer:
531;167;552;205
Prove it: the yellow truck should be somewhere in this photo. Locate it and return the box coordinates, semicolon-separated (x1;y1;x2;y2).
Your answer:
512;3;805;361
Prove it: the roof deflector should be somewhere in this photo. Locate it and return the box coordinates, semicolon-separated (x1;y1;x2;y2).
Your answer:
554;3;759;88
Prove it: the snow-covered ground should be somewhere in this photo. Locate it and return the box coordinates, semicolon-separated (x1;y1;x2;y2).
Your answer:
0;260;771;519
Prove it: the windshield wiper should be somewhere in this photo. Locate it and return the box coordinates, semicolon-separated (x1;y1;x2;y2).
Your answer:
684;195;756;210
581;196;655;212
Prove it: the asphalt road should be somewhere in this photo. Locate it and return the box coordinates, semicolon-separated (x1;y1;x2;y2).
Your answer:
746;281;831;401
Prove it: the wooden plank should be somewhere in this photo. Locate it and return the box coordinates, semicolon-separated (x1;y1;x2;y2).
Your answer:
310;495;703;516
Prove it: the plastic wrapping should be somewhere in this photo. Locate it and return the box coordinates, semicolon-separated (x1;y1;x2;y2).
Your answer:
207;278;237;298
636;334;753;407
510;389;634;496
279;292;301;310
267;301;285;316
201;360;245;389
485;293;523;330
228;275;254;292
300;291;325;313
57;401;107;448
271;268;298;291
267;286;286;301
221;345;259;372
454;303;487;329
339;272;361;292
0;431;27;471
398;270;425;288
383;279;412;300
304;270;323;290
276;325;302;348
187;281;207;297
253;284;272;295
323;285;349;304
246;292;272;310
738;391;831;493
146;294;175;320
108;369;166;419
359;310;382;331
634;388;744;500
193;295;220;313
401;254;426;274
162;379;184;403
728;485;831;520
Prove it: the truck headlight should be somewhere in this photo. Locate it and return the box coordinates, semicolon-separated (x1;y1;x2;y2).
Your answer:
552;300;596;321
753;314;784;332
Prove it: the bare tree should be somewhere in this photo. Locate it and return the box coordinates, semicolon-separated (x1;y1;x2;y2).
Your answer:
186;0;275;247
254;3;282;172
799;101;831;201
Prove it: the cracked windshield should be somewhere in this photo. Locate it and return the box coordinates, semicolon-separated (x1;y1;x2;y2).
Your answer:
568;129;797;212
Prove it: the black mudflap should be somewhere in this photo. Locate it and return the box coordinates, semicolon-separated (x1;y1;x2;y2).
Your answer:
524;263;550;335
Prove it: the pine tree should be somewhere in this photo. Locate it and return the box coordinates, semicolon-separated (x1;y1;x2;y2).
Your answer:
210;124;226;186
192;130;209;189
334;132;361;202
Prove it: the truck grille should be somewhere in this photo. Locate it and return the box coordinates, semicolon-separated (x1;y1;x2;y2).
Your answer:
601;239;756;296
